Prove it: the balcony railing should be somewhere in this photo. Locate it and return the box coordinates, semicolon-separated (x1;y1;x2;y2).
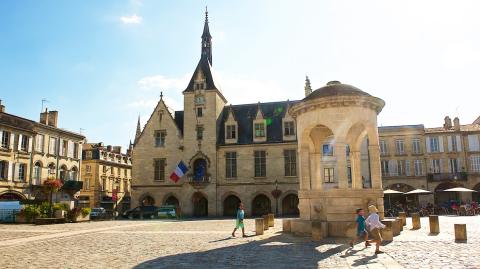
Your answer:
61;180;84;192
427;172;468;182
186;175;211;185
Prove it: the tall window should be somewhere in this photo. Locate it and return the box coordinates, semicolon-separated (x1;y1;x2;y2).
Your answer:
431;159;441;174
322;144;333;156
470;156;480;172
414;160;423;176
254;123;265;138
102;178;107;191
284;121;295;136
405;160;411;176
154;159;166;181
20;135;28;152
123;180;128;193
155;130;166;147
17;164;26;181
395;139;405;155
451;136;458;152
86;165;91;174
226;125;236;139
254;150;266;177
324;168;335;183
196;126;204;140
48;163;55;175
33;162;41;185
380;140;388;155
73;143;79;158
397;160;404;176
61;140;68;156
1;131;10;149
412;138;421;154
71;167;78;181
49;137;57;155
196;107;203;117
449;158;459;173
85;178;90;190
35;134;44;152
225;152;237;178
468;135;480;152
59;166;67;181
381;160;389;176
430;137;440;152
0;161;8;180
284;149;297;176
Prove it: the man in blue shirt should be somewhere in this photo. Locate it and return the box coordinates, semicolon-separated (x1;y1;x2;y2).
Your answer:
231;202;246;237
349;208;371;248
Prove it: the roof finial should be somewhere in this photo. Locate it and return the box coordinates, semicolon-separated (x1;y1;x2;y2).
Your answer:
160;91;163;100
304;75;312;97
205;6;208;22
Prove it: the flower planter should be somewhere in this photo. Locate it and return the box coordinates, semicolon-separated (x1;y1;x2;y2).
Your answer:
15;214;27;223
54;210;66;219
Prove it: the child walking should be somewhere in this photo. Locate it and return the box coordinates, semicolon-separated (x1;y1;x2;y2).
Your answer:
365;205;386;254
349;208;371;248
231;202;246;237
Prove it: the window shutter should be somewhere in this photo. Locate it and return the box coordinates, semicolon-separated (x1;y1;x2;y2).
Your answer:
439;159;444;173
0;130;3;146
426;137;431;153
456;135;462;152
68;141;74;158
17;134;22;151
7;161;13;181
59;139;64;156
405;160;410;176
447;136;453;152
28;136;33;152
457;158;462;171
468;135;479;151
438;136;444;152
448;159;452;173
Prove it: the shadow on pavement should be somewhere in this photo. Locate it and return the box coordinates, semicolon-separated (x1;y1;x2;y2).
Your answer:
133;232;350;269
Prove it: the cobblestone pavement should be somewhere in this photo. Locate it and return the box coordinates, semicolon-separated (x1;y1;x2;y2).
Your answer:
0;216;478;269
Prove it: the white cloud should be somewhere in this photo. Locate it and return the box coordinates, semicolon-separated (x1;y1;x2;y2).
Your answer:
137;74;191;91
120;14;142;24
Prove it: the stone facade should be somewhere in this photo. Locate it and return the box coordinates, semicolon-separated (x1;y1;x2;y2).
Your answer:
79;143;132;214
0;101;85;202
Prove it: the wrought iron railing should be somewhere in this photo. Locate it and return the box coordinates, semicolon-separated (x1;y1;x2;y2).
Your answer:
427;172;468;182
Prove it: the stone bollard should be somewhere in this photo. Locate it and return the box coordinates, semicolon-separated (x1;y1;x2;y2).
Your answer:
454;224;467;241
391;219;401;236
268;213;274;227
380;220;394;241
411;213;421;229
255;218;264;235
282;219;291;233
312;221;323;241
262;215;269;230
429;215;440;234
398;212;407;226
396;218;403;232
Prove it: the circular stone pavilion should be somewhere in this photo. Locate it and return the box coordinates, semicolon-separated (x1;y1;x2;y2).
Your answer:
288;81;385;237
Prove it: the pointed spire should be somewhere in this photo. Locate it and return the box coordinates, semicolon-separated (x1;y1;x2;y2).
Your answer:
304;75;312;97
201;7;212;64
135;116;141;143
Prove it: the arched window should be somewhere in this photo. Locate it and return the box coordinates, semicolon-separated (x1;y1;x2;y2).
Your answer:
48;163;56;176
70;166;78;181
59;165;67;181
33;162;42;185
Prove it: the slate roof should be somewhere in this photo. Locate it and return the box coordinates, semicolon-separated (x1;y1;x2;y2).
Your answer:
174;111;184;135
217;100;299;145
425;124;480;134
0;112;35;132
184;56;217;92
303;81;371;101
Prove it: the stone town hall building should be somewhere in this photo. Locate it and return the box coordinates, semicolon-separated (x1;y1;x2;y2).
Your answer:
132;12;309;217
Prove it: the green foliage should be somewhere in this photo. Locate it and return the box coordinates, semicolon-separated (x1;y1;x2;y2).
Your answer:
81;208;91;217
52;203;69;211
38;202;51;217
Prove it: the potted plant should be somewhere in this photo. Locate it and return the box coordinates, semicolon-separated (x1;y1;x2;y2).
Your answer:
43;178;63;218
68;207;91;223
52;203;69;219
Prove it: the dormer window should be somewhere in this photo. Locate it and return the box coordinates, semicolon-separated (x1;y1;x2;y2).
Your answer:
195;83;205;90
284;121;295;136
226;125;236;139
254;123;265;138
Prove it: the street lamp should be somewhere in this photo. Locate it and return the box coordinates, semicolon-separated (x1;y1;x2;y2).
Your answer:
271;180;282;217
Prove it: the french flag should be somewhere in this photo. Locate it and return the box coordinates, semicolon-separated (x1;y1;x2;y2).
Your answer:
170;161;188;183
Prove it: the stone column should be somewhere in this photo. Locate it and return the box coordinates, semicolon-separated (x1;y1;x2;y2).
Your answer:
350;151;362;189
298;149;311;190
312;153;323;190
368;145;382;189
335;143;348;189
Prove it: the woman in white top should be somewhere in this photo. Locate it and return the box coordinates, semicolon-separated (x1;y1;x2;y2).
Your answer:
365;205;386;254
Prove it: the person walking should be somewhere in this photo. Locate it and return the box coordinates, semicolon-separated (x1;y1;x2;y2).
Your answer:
365;205;385;254
349;208;371;248
231;202;246;237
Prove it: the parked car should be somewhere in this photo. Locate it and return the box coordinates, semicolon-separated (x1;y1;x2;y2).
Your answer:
122;206;158;219
157;206;176;219
90;207;107;220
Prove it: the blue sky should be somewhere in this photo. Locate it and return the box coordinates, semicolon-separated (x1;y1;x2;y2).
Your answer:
1;0;480;150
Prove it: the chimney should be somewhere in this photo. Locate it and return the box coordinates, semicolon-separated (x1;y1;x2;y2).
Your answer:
453;117;460;131
107;145;112;152
47;111;58;127
443;116;452;129
40;108;49;125
0;100;4;113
